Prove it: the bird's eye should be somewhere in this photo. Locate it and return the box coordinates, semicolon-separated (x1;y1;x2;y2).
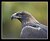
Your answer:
16;13;20;16
20;13;24;15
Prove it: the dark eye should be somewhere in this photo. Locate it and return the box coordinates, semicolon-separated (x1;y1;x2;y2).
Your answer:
20;13;23;15
16;13;20;16
20;13;25;16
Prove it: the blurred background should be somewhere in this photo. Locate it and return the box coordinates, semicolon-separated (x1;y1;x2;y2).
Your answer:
1;2;48;38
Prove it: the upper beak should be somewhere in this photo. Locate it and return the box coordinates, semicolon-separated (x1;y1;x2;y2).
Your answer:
11;14;21;20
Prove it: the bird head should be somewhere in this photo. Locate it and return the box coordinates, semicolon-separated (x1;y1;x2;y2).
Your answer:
11;11;39;23
11;11;31;22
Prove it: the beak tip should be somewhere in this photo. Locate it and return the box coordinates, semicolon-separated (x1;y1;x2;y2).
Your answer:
11;16;13;20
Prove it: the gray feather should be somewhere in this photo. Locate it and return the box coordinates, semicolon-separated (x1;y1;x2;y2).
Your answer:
11;11;48;38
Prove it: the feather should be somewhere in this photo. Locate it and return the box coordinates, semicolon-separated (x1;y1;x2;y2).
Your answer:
11;11;48;38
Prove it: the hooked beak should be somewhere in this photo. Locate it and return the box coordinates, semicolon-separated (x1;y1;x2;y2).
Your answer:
11;12;22;22
11;16;21;20
11;13;21;20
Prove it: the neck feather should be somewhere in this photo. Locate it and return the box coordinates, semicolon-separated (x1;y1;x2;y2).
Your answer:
22;16;39;26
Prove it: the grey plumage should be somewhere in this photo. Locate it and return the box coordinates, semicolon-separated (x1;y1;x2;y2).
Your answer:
11;11;48;38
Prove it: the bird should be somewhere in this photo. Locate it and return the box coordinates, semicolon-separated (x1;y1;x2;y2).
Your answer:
11;11;48;39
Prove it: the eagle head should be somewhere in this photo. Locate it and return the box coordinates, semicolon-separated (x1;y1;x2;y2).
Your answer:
11;11;31;22
11;11;39;23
